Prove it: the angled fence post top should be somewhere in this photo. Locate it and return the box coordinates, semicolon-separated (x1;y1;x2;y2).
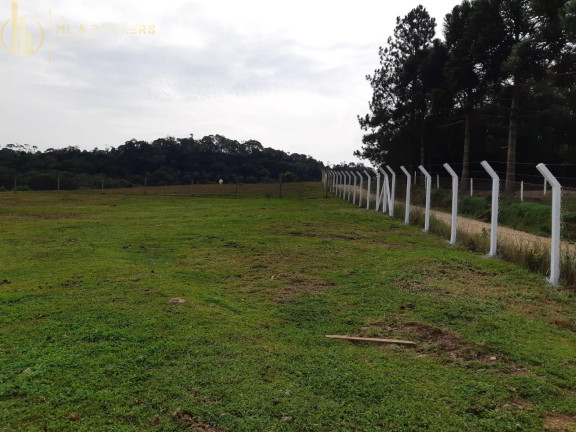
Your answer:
400;166;411;178
418;165;431;178
443;163;458;178
386;165;395;176
536;163;561;188
481;161;498;180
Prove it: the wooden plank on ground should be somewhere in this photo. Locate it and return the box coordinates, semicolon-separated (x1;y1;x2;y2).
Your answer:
325;335;416;346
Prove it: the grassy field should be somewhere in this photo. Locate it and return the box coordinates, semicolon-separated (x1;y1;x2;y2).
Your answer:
1;184;576;431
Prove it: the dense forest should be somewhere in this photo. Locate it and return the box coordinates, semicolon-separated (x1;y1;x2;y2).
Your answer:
358;0;576;191
0;135;322;191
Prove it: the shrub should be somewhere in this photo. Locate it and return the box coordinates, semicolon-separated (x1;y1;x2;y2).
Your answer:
458;196;491;221
12;185;30;192
498;202;551;236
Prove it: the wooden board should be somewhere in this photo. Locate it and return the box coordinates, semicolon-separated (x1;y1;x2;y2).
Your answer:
325;335;416;346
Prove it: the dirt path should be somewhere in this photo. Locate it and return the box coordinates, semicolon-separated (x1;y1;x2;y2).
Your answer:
428;208;575;255
337;185;575;255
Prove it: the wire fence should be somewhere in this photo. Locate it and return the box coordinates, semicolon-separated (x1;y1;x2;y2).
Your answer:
4;181;325;200
325;165;576;287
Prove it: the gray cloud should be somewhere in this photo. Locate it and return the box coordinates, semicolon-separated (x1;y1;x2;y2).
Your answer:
1;0;457;163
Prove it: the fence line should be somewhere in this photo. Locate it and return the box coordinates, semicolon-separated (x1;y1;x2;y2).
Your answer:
324;163;567;287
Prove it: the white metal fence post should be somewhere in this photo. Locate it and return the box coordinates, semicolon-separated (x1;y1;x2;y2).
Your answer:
386;166;396;217
339;172;345;199
356;172;363;207
348;172;354;202
436;174;440;189
400;166;411;224
418;165;431;233
378;167;389;214
414;171;417;186
331;171;336;194
334;172;339;196
544;178;547;197
470;178;474;197
352;172;358;205
481;161;500;257
383;175;390;214
364;171;371;210
443;163;459;245
345;172;351;202
333;172;338;196
536;163;561;286
521;181;524;202
373;168;381;211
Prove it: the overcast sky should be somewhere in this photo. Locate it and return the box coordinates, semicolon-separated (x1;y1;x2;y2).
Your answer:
2;0;458;165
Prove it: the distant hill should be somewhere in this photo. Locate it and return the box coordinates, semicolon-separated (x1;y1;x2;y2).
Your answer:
0;134;323;191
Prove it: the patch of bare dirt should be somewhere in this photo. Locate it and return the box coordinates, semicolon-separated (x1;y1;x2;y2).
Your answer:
504;397;535;412
544;414;576;431
549;317;576;332
508;367;534;377
168;298;186;304
393;259;501;297
172;409;225;431
361;317;490;361
272;273;335;302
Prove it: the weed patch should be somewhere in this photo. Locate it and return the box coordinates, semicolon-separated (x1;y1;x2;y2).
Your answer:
544;414;576;431
360;316;490;361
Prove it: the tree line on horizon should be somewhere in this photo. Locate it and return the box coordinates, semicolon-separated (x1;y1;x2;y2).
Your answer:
358;0;576;192
0;135;322;191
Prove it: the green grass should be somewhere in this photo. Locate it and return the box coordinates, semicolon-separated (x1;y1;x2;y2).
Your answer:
1;185;576;431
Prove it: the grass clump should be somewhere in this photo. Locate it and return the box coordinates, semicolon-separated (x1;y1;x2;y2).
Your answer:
499;202;552;237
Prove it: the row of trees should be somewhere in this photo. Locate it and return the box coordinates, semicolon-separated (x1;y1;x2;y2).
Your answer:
357;0;576;192
0;135;322;190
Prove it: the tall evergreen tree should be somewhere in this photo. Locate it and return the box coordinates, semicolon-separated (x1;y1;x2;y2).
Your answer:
357;5;437;167
498;0;568;193
444;0;508;190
